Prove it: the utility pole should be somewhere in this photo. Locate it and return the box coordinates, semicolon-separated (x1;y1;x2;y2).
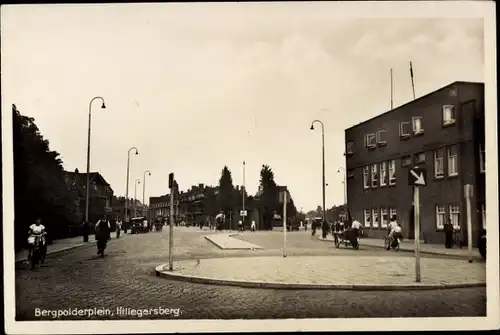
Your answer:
168;173;174;271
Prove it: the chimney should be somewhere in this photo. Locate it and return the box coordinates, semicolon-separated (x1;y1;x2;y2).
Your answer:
199;183;204;189
75;168;79;174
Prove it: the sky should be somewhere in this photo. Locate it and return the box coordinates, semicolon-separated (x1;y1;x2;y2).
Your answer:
1;2;485;212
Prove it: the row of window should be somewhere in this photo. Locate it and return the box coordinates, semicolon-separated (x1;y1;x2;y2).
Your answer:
364;204;486;231
363;208;397;228
362;160;396;189
346;105;457;154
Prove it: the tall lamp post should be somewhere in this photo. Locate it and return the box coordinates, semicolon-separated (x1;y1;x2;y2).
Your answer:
241;161;246;224
133;178;141;217
310;119;326;237
338;167;348;221
142;170;152;216
85;97;106;227
125;147;139;223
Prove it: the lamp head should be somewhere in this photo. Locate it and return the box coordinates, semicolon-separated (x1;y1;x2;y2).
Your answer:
101;102;106;109
148;172;151;176
135;149;139;155
310;124;314;130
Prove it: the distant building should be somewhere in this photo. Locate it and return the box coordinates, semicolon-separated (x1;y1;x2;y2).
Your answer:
345;81;485;246
64;168;114;224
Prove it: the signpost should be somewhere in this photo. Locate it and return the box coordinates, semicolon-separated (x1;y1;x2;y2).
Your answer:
240;210;247;217
168;173;174;271
464;184;474;263
282;190;288;258
408;166;427;283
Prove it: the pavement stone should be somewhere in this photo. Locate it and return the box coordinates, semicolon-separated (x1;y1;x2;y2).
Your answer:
157;255;485;289
205;233;263;250
14;227;488;320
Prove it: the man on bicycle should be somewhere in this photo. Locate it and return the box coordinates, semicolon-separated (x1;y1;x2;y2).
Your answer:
387;217;402;249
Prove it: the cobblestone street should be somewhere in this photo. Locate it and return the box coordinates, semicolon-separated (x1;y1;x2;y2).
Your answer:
15;228;487;320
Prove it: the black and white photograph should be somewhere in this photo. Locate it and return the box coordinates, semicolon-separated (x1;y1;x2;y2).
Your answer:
2;1;499;334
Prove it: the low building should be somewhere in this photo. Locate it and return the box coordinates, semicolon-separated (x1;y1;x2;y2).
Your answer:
344;81;485;246
64;168;114;224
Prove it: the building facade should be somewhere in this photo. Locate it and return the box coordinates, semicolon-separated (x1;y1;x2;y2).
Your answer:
345;81;485;246
64;168;114;224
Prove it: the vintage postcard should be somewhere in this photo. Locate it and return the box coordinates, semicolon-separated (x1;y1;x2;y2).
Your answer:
2;1;499;334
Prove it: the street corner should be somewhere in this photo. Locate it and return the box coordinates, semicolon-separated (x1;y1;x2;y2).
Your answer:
153;255;486;291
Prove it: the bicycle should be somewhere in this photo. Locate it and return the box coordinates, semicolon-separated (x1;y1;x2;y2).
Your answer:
384;235;400;251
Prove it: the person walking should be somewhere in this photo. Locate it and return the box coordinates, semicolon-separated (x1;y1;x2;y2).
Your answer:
444;218;454;248
115;217;123;238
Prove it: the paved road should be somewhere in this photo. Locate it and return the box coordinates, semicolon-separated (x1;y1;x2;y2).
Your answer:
15;228;486;320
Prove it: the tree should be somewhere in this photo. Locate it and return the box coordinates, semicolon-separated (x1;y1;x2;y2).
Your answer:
13;104;79;250
217;166;234;228
259;164;278;230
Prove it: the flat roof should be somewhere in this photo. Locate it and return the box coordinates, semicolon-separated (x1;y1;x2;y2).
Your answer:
345;81;484;132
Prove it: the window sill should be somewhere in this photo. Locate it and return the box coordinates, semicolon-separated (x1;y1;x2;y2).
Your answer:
442;121;456;128
377;142;387;147
479;169;485;174
379;183;388;187
433;175;445;181
388;182;396;187
447;174;459;179
399;135;412;141
367;146;377;151
413;130;425;136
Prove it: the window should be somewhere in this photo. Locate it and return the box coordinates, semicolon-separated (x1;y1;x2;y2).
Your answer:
380;209;388;228
434;150;444;178
362;166;370;189
346;141;354;155
479;144;485;173
447;145;458;176
449;205;460;230
399;121;412;139
481;204;486;230
388;160;396;185
401;155;412;167
379;162;387;186
347;169;354;178
389;208;397;221
372;209;379;228
442;105;456;125
412;117;424;134
365;134;376;149
371;164;378;187
436;205;446;230
376;130;387;146
105;198;110;208
415;152;426;164
364;209;371;227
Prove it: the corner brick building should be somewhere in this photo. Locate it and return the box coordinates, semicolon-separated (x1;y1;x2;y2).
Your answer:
344;81;485;246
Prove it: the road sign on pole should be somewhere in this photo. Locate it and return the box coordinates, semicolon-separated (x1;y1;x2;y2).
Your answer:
168;173;175;271
283;190;287;258
240;210;247;217
279;189;291;204
409;166;426;283
408;167;427;186
464;184;474;263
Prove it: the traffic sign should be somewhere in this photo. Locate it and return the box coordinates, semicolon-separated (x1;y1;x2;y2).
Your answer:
408;167;427;186
240;210;247;217
168;173;174;189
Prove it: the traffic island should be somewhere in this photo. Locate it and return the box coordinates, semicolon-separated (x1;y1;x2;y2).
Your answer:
155;255;486;291
204;233;263;250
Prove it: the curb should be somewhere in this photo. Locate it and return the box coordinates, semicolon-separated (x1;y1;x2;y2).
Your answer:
317;237;483;260
154;263;485;291
204;234;263;250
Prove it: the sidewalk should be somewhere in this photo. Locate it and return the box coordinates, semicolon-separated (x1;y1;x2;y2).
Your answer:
317;234;482;259
15;232;118;263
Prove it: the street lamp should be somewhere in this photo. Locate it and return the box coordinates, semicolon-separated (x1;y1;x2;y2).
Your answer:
125;147;139;223
310;120;326;232
134;178;141;217
143;170;152;216
338;167;348;222
85;96;106;227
